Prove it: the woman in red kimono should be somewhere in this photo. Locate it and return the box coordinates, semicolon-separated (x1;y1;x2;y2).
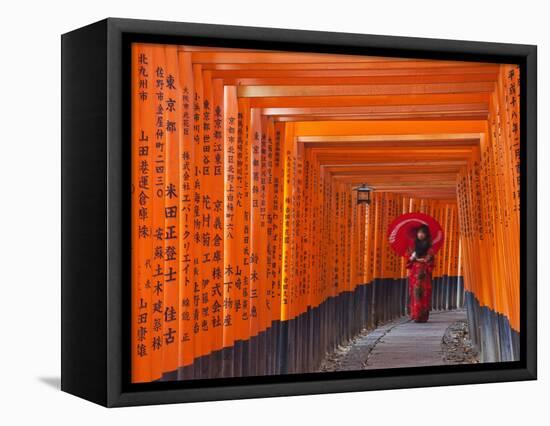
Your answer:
405;224;435;322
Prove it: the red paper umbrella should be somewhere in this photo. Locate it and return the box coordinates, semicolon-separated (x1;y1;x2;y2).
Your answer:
387;212;444;257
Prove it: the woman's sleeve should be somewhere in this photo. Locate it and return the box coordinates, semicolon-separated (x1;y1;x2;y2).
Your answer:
425;248;435;274
405;246;414;269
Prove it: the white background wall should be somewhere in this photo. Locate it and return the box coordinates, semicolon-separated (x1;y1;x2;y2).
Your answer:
0;0;545;423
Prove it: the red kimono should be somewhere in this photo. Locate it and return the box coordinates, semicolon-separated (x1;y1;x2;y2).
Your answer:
405;245;435;322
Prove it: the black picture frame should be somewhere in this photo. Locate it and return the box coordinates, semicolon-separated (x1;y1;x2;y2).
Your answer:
61;17;537;407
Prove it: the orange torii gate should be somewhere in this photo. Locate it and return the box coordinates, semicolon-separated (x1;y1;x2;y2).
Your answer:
131;43;520;382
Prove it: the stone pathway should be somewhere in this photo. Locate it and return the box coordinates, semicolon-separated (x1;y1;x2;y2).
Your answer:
365;309;469;369
319;309;476;372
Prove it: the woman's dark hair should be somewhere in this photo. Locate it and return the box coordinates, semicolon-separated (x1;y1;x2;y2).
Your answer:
414;224;432;257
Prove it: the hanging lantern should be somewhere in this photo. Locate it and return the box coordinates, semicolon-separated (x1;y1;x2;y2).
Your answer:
356;185;372;205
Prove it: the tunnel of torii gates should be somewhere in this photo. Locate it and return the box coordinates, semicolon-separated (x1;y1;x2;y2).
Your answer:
131;43;521;383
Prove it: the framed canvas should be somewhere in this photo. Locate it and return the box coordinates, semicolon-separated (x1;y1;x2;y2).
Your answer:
61;18;537;407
